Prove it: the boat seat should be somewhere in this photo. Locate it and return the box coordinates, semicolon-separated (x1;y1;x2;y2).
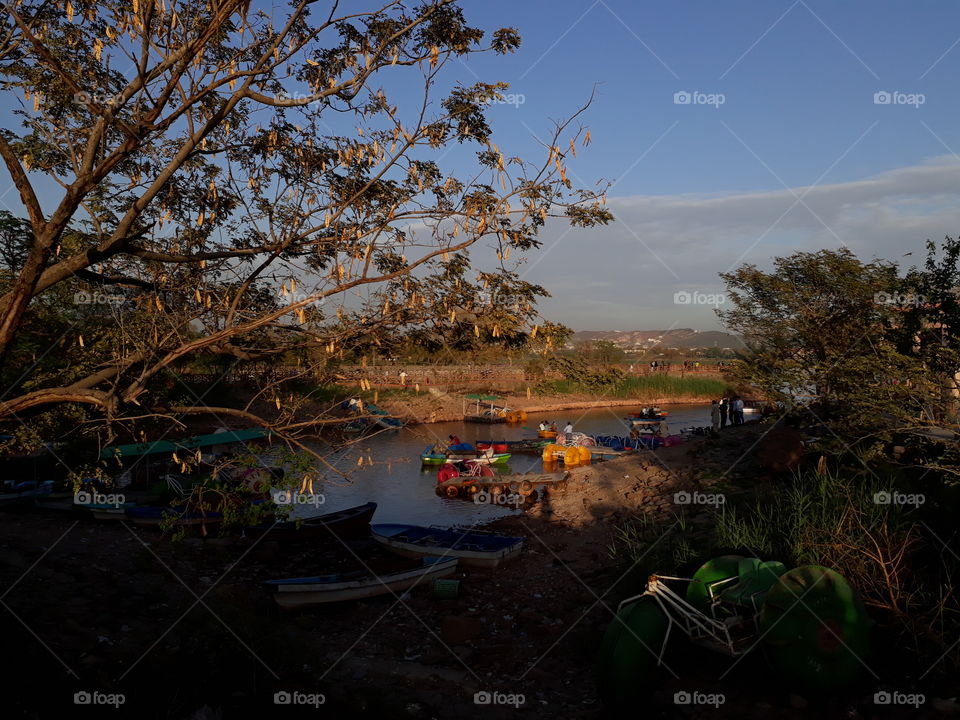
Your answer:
717;559;788;611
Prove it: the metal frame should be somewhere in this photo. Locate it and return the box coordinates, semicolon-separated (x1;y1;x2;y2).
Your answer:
616;574;758;664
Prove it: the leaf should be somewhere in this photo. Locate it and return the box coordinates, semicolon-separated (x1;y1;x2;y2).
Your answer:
429;45;439;68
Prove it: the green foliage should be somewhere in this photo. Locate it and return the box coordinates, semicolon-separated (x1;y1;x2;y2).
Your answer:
608;512;701;573
719;246;956;443
542;354;625;394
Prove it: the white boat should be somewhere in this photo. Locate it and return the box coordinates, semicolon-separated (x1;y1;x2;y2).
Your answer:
264;557;457;608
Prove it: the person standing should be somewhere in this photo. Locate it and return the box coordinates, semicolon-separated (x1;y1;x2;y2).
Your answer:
710;400;721;433
719;397;728;429
563;421;574;435
732;396;744;425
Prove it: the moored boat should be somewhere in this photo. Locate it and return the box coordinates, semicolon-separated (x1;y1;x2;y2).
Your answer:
372;523;523;569
0;480;54;506
245;501;377;541
264;556;457;608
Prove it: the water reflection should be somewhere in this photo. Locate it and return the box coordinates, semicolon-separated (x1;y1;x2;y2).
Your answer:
292;403;712;526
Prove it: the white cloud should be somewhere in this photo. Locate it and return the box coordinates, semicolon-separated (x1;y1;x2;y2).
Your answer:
527;155;960;330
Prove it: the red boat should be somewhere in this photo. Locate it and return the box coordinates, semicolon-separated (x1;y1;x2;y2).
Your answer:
245;501;377;542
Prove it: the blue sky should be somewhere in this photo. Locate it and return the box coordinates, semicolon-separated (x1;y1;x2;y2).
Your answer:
4;1;960;332
441;1;960;330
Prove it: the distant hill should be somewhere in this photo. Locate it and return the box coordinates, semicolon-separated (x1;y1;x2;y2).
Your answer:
569;329;744;350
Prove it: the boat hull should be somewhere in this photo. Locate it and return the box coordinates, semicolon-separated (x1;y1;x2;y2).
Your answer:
246;502;376;541
371;524;523;569
266;558;457;607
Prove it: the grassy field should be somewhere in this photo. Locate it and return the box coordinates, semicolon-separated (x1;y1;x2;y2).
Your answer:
542;374;730;400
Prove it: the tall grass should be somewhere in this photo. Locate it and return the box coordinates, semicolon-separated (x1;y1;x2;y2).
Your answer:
612;375;729;399
715;468;958;676
540;375;729;399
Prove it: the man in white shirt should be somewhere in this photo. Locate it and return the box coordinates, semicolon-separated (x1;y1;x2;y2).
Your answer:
563;421;573;435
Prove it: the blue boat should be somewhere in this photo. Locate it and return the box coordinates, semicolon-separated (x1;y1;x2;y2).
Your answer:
371;523;523;568
365;402;403;429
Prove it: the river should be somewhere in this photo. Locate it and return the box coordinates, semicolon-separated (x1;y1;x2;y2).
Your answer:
291;403;714;526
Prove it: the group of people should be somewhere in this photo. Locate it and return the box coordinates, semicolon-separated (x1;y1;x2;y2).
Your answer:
710;396;745;432
539;420;574;435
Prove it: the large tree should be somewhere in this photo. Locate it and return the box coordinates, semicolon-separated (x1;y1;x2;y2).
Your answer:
0;0;610;450
718;248;938;440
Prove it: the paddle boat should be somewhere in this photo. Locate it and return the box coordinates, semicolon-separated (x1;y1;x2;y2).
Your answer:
372;524;523;569
420;444;511;466
264;557;458;608
599;556;871;711
463;394;508;423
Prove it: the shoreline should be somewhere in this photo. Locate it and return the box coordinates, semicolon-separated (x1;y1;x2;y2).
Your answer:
381;393;716;425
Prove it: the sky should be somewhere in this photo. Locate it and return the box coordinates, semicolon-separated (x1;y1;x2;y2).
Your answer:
4;1;960;332
446;0;960;330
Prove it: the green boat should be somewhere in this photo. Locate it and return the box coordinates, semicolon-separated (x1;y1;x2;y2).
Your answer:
100;428;273;459
599;556;871;710
420;445;511;466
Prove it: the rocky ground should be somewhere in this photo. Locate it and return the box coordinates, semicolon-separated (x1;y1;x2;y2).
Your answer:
2;423;955;719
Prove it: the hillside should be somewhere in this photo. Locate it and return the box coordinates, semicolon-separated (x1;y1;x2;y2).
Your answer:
570;328;744;350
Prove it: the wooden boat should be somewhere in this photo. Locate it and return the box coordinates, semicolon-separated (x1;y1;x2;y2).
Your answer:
126;506;224;527
264;557;457;608
372;523;523;569
245;501;377;541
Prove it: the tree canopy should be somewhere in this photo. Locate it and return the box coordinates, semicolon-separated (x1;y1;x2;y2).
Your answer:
720;243;960;466
0;0;611;451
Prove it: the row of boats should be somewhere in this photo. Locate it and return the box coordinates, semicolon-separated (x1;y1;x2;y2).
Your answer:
265;510;523;608
3;486;523;608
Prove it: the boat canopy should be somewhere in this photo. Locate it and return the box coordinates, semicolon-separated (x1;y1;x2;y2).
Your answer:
100;428;272;459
